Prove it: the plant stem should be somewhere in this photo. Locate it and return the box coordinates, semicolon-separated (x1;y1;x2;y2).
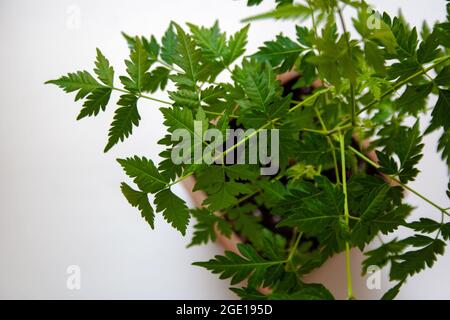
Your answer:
112;87;172;105
315;106;341;184
357;55;450;116
331;55;450;131
289;88;331;113
344;242;353;299
286;231;303;263
165;171;194;189
301;127;327;134
326;123;353;135
157;85;330;190
307;0;318;39
213;119;276;162
338;132;354;300
337;4;357;127
348;146;450;217
203;110;238;118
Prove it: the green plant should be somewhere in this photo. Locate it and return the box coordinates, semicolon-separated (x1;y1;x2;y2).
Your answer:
46;0;450;299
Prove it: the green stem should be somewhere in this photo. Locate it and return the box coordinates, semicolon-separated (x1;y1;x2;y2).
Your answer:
290;123;352;137
348;146;450;217
307;0;318;39
112;87;172;105
301;128;327;134
344;243;353;299
165;171;194;189
331;55;450;131
213;119;276;162
338;132;354;300
286;232;303;263
326;123;353;136
315;106;341;184
155;81;329;190
337;4;357;127
203;110;238;118
357;55;450;116
289;88;331;113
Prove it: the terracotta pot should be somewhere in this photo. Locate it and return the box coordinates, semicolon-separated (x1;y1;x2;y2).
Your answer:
182;72;382;300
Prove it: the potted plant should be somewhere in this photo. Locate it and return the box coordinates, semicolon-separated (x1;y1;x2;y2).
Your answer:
46;0;450;300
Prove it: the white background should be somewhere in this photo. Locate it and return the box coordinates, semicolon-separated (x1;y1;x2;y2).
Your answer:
0;0;448;299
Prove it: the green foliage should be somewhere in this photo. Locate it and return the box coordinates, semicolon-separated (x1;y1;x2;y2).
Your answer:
390;236;446;281
154;189;190;235
188;208;232;247
117;156;168;193
94;48;115;87
377;122;424;183
47;0;450;300
119;38;153;93
193;243;284;287
104;94;140;152
277;177;347;256
146;66;170;93
194;165;256;211
381;281;404;300
242;4;311;22
224;24;250;65
121;182;155;228
45;55;114;120
362;239;407;274
232;281;334;300
253;34;305;72
160;23;177;65
428;89;450;132
46;70;105;100
171;23;203;89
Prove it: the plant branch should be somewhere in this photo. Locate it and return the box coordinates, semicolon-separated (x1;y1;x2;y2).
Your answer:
213;119;277;162
315;106;341;184
166;171;194;189
348;146;450;217
339;131;354;300
112;87;172;105
203;110;238;118
331;55;450;131
289;87;331;113
358;55;450;116
163;88;337;190
337;4;357;127
286;231;302;264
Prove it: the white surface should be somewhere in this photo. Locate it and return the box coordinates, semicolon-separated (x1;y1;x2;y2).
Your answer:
0;0;448;299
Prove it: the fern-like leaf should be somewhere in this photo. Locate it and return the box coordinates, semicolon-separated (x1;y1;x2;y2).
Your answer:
120;182;155;229
104;94;140;152
119;38;152;93
193;243;284;287
117;156;168;193
45;70;104;101
154;189;190;235
224;24;250;66
94;48;114;86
